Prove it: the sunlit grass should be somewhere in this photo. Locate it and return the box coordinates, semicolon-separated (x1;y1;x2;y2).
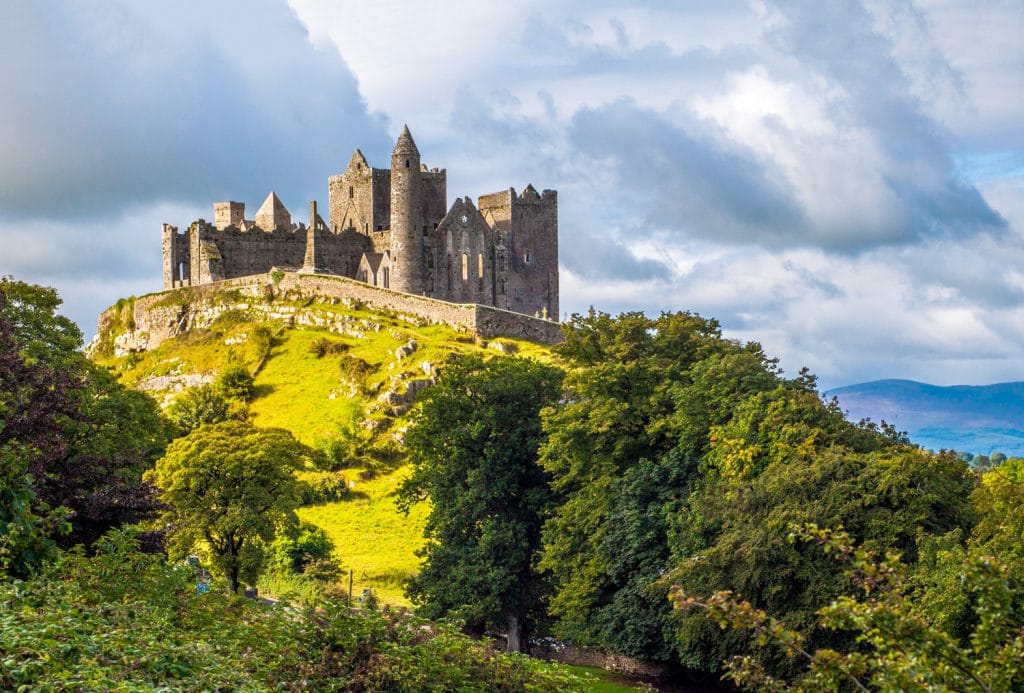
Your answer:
95;295;559;606
298;466;428;606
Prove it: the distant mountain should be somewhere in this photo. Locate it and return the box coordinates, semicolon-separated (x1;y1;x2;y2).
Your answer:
824;379;1024;458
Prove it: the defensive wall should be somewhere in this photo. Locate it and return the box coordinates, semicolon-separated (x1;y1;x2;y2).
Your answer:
99;269;562;353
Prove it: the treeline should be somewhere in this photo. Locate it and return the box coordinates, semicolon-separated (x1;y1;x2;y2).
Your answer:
401;309;1024;689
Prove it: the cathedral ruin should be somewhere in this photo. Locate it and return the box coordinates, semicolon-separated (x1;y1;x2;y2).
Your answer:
162;126;558;319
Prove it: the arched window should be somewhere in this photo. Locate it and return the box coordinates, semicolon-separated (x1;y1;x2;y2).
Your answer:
477;254;484;292
461;253;469;284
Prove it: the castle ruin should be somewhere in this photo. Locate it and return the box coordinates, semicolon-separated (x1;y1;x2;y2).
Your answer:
162;126;558;319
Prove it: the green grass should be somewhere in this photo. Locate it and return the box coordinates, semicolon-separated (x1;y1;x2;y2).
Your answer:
298;466;428;606
247;328;366;443
560;665;651;691
95;293;557;605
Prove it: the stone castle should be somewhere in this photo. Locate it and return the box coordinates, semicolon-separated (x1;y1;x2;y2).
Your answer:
162;126;558;319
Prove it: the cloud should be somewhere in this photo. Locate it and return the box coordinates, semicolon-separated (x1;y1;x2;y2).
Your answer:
569;99;806;245
0;0;390;221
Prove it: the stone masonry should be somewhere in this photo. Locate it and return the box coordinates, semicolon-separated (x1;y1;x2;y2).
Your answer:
162;126;559;321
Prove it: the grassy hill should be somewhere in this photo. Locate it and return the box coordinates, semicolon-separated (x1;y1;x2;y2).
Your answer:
825;379;1024;457
93;293;557;604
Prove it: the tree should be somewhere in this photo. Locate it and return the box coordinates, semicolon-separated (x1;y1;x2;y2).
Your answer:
0;278;172;550
216;364;256;402
397;356;564;652
671;444;975;674
145;421;307;593
538;310;777;657
673;524;1024;691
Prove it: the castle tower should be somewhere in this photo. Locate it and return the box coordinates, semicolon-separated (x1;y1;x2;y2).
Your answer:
388;125;424;294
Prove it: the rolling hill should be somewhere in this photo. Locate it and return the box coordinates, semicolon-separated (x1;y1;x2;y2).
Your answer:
825;379;1024;457
92;288;557;604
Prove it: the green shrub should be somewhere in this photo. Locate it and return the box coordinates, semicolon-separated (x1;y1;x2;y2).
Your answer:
269;521;337;576
216;364;255;401
296;470;351;505
309;337;351;358
0;527;590;690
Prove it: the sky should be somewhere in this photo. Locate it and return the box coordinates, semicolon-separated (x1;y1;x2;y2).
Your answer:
1;0;1023;390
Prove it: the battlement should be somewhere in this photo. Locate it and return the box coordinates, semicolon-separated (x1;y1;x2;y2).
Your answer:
161;126;558;320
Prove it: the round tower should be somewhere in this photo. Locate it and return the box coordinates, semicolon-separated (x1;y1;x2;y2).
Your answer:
389;125;424;294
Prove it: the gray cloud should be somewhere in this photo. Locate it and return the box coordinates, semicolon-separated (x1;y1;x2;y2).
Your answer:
569;99;807;242
0;0;390;221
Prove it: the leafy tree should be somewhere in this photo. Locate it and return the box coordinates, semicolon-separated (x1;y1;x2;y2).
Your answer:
538;310;778;656
146;421;307;593
671;445;975;674
44;364;172;547
216;364;256;401
0;280;169;552
398;356;564;652
674;524;1024;691
0;276;82;365
969;457;1024;576
0;445;68;578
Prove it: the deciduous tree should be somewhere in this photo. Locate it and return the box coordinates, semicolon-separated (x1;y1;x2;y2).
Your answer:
398;356;563;652
146;421;306;593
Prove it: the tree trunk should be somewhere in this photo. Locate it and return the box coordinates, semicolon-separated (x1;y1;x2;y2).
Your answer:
227;535;240;593
507;613;523;653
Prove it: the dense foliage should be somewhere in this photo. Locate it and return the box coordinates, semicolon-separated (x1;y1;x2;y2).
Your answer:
0;278;171;564
675;524;1024;691
11;275;1024;690
399;356;564;651
0;528;587;691
536;309;977;676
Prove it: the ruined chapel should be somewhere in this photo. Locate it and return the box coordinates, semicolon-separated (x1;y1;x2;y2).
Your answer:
162;126;558;319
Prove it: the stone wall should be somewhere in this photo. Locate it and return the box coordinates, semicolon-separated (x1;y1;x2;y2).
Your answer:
99;270;561;354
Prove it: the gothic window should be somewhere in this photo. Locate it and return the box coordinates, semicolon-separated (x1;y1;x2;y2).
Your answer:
446;255;452;291
477;254;484;292
461;253;468;284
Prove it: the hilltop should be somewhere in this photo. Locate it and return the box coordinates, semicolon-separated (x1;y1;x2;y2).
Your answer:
826;379;1024;457
92;280;557;604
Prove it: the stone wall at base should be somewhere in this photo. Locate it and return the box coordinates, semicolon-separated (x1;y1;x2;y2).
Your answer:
530;642;674;680
96;270;562;354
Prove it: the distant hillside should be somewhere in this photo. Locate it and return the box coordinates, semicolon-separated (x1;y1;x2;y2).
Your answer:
825;379;1024;457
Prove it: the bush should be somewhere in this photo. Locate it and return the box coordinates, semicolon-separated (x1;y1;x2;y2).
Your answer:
167;383;233;433
269;521;338;577
0;527;591;690
296;470;351;505
216;364;255;401
339;354;375;387
309;337;351;358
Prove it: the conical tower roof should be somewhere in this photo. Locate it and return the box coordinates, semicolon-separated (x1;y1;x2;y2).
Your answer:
392;124;420;156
